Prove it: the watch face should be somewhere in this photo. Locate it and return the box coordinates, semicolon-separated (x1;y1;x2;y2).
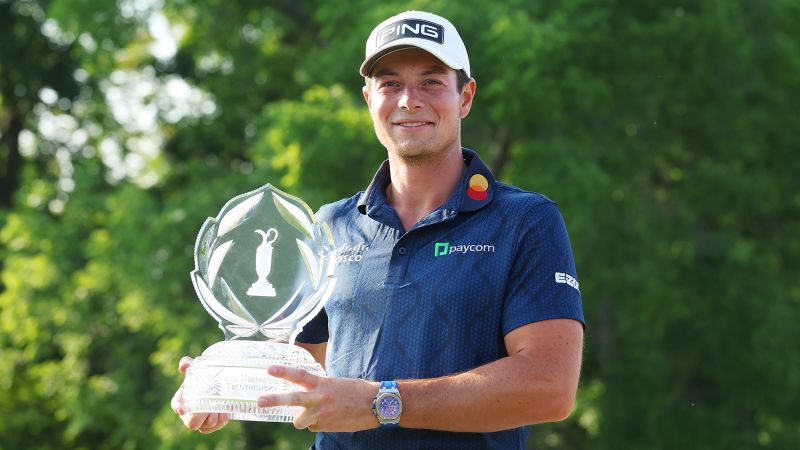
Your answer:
378;395;401;418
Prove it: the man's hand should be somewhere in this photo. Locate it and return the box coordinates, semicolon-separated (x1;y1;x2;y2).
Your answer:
171;356;230;434
257;365;379;432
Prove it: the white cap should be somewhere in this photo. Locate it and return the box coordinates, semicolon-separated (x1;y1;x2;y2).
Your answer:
360;11;471;78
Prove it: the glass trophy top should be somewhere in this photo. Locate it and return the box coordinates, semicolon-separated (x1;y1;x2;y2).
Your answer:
191;184;336;344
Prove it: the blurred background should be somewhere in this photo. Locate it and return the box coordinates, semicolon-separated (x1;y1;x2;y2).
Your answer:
1;0;798;449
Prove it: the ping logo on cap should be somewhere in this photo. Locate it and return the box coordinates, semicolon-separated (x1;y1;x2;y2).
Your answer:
377;19;445;47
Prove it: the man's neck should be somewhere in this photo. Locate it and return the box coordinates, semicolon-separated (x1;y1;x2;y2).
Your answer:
385;146;464;232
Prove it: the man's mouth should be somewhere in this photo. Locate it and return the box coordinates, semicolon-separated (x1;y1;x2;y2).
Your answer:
393;121;433;128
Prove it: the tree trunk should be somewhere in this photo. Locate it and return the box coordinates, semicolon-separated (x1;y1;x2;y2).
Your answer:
488;127;511;179
0;104;23;209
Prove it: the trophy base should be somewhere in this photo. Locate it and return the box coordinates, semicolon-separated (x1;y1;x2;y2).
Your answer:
182;340;325;422
247;279;276;297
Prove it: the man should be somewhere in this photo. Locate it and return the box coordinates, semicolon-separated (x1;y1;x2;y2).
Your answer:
172;10;584;449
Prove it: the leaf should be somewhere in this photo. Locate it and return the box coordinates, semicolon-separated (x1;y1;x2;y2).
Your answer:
220;277;257;324
265;279;334;331
259;282;305;334
225;324;260;338
191;272;255;328
207;240;232;288
217;191;264;236
195;218;217;275
259;326;292;340
287;278;338;346
296;238;320;290
272;191;313;239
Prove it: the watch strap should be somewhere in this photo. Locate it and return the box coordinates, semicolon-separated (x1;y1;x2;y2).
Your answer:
380;380;399;392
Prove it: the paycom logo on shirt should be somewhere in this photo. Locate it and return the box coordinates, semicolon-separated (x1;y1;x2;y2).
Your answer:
434;242;495;257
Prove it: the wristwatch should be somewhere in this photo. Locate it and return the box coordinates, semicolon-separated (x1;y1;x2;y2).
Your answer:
371;380;402;427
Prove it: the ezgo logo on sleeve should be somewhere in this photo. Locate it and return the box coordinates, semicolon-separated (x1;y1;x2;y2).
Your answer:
555;272;580;292
434;242;495;257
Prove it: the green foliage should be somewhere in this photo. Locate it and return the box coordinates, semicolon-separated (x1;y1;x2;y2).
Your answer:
1;0;798;449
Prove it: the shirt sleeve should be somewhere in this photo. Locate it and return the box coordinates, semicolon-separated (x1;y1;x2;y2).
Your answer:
502;200;585;335
296;307;329;344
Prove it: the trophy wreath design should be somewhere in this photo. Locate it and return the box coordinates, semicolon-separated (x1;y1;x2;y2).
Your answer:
181;184;336;422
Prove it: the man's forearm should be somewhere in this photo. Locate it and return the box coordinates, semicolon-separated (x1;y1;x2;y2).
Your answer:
398;353;575;432
397;319;583;432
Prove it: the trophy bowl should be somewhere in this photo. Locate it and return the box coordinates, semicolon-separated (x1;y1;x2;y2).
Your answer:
181;184;336;422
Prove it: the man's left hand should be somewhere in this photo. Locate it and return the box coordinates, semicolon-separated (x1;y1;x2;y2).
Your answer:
257;365;379;432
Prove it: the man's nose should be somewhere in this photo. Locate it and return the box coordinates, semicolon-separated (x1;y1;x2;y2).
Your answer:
398;86;424;110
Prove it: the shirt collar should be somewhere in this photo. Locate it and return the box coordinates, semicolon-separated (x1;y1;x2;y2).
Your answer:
357;148;496;218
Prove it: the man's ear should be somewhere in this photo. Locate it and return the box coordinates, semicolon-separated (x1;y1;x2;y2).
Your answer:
459;78;477;119
362;83;371;109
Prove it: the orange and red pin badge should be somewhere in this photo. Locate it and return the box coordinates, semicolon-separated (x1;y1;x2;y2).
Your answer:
467;174;489;201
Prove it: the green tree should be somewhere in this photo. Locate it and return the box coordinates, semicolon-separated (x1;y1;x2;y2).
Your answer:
1;0;798;449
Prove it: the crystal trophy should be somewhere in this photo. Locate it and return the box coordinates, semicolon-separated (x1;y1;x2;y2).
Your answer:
181;184;336;422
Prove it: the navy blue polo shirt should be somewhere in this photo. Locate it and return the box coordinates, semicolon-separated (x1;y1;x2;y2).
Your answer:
298;148;584;450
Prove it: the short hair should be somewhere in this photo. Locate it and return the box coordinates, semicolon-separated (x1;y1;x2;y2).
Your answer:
366;69;473;93
455;70;471;93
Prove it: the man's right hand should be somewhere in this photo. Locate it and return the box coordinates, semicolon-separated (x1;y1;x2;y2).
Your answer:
171;356;230;434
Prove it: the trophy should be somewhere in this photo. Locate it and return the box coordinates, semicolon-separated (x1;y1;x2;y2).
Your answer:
181;184;336;422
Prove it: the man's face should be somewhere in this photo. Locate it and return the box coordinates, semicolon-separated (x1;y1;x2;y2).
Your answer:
362;48;475;164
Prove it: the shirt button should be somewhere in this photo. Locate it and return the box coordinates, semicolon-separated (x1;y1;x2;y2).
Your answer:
398;247;406;255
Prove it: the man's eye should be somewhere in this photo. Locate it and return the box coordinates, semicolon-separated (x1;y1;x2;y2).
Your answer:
424;79;443;86
380;81;399;88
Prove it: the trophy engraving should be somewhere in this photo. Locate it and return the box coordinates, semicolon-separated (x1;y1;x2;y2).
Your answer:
181;184;336;422
247;228;278;297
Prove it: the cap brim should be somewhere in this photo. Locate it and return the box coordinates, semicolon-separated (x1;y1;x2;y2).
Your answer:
359;41;466;77
360;45;415;77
